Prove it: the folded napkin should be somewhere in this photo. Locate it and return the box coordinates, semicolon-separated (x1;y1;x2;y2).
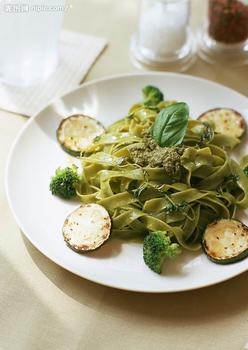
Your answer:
0;30;106;117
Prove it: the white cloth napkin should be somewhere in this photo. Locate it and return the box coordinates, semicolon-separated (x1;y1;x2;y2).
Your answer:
0;30;107;117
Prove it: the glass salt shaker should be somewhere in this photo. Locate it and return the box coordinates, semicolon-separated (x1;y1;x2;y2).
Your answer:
198;0;248;65
130;0;196;71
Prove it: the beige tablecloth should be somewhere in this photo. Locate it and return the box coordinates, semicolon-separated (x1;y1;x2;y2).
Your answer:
1;1;248;349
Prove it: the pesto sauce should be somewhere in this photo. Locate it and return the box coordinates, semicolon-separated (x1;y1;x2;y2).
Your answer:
129;134;184;179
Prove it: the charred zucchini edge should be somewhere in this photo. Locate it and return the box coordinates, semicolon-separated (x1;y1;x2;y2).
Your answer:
56;114;105;156
198;108;245;140
202;219;248;265
62;204;111;253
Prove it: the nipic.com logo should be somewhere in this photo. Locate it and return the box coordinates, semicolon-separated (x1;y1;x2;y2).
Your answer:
2;2;72;13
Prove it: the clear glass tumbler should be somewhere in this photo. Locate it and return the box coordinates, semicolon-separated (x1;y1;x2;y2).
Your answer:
0;0;66;86
130;0;195;71
198;0;248;65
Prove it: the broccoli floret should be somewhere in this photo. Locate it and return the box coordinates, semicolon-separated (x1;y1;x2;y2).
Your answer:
49;165;80;199
142;85;164;106
143;231;181;274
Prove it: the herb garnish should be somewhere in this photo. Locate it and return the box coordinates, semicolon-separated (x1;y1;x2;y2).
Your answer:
164;201;189;214
243;166;248;177
224;174;240;183
132;183;149;198
200;122;214;144
150;102;189;147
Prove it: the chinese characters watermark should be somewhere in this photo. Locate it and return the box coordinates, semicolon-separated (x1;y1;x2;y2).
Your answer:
4;3;72;13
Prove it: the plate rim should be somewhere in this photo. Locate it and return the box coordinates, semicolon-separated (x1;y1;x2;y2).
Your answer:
5;71;248;293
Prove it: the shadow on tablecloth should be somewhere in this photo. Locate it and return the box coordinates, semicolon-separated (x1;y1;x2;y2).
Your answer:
22;231;248;324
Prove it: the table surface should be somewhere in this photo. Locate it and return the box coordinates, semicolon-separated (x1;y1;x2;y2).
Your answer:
1;1;248;350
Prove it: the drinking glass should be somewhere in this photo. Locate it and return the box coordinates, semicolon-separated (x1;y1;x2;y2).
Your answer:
130;0;195;71
0;0;66;86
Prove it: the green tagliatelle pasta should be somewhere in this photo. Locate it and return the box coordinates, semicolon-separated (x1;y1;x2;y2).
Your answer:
76;102;248;251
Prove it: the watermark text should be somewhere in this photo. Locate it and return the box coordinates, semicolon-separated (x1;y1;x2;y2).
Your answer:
4;3;72;13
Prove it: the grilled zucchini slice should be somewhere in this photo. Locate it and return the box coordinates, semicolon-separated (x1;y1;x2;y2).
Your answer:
198;108;245;139
202;219;248;264
57;114;105;156
62;204;111;252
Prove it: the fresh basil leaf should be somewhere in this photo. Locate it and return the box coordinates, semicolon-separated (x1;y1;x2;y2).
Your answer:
151;102;189;147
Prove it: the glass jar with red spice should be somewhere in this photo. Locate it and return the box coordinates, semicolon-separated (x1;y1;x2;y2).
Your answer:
198;0;248;65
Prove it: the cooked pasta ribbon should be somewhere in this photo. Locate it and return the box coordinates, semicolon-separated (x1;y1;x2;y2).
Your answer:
76;103;248;251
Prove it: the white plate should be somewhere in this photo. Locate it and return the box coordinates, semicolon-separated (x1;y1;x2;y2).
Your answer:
6;72;248;292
